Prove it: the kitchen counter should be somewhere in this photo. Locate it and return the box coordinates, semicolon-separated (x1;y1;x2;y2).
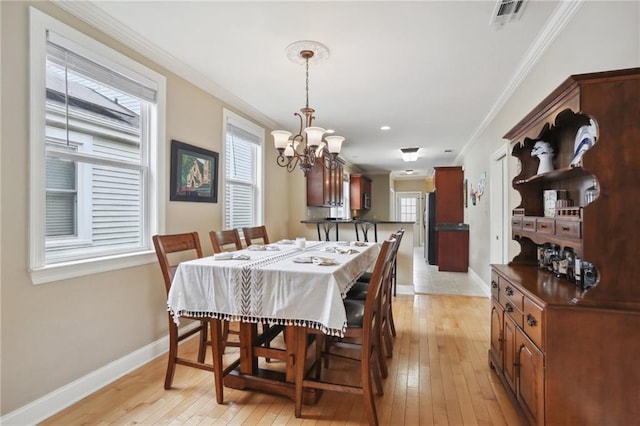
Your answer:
301;219;416;224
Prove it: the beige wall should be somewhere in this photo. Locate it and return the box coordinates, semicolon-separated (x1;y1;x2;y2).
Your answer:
0;1;290;414
462;1;640;285
359;173;390;220
393;178;427;193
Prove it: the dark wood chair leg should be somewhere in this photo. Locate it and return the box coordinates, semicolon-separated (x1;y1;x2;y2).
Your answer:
210;318;225;404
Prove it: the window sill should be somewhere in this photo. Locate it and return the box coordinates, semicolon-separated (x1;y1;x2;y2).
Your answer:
30;250;157;285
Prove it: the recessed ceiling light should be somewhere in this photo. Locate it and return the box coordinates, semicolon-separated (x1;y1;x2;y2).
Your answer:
405;169;415;174
400;147;419;162
380;125;391;131
325;129;335;134
444;149;453;153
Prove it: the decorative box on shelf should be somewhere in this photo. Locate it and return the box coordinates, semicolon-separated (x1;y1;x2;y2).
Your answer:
556;206;582;219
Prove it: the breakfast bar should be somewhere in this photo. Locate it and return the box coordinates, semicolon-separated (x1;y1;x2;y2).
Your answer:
300;219;415;287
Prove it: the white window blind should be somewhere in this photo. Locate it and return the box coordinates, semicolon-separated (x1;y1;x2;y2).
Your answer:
223;110;264;232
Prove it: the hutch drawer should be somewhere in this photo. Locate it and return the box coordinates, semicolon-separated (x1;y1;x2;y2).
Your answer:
522;217;536;231
535;218;554;235
555;219;581;239
511;216;523;230
500;278;524;311
523;298;544;350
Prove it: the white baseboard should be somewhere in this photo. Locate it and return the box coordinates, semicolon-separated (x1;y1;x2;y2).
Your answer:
395;284;415;295
0;323;196;426
468;267;491;298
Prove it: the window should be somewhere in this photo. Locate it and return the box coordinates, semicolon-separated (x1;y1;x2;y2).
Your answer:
29;8;166;284
222;109;264;232
330;175;350;219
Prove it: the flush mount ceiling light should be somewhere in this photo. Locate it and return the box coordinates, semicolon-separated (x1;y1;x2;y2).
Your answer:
400;147;419;162
271;40;344;176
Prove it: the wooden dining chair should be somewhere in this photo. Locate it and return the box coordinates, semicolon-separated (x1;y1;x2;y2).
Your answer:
209;229;243;351
242;225;270;246
152;232;227;403
294;238;396;426
209;229;243;253
344;229;404;367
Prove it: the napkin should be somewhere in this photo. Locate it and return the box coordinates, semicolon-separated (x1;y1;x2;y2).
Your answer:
312;257;338;266
293;256;313;263
247;245;266;251
265;245;280;251
321;247;358;254
213;252;250;260
335;247;360;254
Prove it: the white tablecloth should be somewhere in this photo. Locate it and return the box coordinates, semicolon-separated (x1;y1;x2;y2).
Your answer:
167;240;380;336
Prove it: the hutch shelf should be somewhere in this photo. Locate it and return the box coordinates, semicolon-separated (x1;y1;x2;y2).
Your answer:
489;68;640;425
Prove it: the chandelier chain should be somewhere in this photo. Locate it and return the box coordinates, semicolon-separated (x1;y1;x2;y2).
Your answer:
305;57;310;110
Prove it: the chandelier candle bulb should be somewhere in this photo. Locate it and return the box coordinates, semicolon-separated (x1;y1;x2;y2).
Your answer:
272;130;292;151
284;144;295;157
325;135;345;154
304;127;325;148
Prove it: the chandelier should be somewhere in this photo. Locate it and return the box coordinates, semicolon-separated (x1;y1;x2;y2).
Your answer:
271;41;345;176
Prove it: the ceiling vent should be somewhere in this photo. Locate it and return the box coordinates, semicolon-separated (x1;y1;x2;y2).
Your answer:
490;0;528;27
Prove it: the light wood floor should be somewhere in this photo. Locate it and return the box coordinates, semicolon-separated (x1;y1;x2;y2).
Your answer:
40;294;524;425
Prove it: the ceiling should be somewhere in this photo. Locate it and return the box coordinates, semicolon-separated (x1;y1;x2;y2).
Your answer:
72;1;563;178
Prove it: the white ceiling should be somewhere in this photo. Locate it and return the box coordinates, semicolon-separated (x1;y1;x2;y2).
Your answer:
73;1;563;178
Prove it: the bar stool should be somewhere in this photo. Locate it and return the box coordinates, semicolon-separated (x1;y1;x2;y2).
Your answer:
354;220;378;242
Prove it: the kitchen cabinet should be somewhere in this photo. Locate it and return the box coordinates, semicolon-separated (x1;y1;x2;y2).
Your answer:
434;166;463;224
489;68;640;425
306;156;344;207
433;167;468;272
349;174;371;210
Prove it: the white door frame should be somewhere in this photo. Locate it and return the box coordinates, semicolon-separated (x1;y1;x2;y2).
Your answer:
395;191;422;246
490;144;510;264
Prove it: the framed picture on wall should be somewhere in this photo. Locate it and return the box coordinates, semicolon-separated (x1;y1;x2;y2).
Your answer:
170;139;218;203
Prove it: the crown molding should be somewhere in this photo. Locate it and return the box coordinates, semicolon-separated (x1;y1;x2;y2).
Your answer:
456;0;584;163
51;0;280;131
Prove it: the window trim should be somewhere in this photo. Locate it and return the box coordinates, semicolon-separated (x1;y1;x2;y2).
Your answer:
29;8;166;284
222;109;265;233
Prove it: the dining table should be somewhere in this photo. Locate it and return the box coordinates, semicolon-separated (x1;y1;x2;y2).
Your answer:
167;239;380;403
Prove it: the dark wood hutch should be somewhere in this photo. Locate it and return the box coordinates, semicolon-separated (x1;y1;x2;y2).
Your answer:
489;68;640;425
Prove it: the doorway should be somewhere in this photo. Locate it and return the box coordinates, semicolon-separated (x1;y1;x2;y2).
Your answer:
395;191;422;247
490;144;510;264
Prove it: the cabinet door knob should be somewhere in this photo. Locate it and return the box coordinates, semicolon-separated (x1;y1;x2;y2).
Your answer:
505;303;514;313
505;286;514;296
561;226;570;231
526;313;538;327
491;280;498;289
